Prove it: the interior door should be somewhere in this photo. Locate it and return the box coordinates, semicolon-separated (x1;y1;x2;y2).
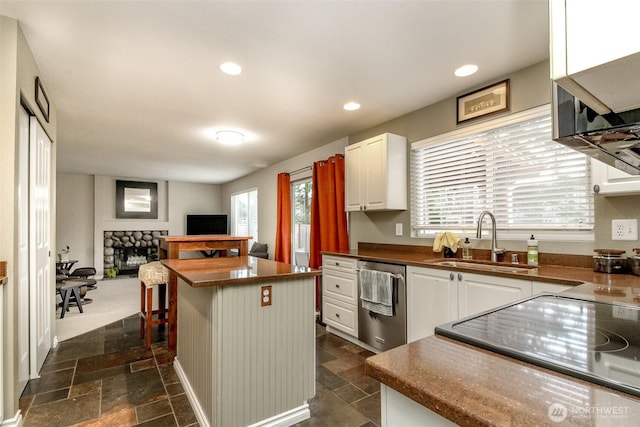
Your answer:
17;108;30;388
29;116;52;375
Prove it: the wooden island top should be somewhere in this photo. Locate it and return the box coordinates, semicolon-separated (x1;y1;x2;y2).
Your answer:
161;256;321;288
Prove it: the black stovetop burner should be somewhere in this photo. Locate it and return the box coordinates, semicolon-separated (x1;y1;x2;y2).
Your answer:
436;294;640;397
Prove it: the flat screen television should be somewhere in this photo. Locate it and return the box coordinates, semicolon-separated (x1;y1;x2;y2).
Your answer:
186;214;229;235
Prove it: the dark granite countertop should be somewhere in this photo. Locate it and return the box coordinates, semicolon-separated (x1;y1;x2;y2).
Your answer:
323;244;640;288
161;256;320;288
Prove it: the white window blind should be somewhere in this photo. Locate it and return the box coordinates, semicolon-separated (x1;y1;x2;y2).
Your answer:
411;105;594;236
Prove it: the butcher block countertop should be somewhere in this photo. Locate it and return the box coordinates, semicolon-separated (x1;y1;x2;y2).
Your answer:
161;256;320;288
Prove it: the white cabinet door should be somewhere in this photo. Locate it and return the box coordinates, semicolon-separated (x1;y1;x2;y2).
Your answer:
458;273;531;319
345;142;364;211
344;133;407;212
363;134;387;210
406;266;457;342
550;0;640;113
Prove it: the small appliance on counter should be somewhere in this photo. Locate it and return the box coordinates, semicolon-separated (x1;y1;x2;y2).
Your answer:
593;248;628;274
629;248;640;276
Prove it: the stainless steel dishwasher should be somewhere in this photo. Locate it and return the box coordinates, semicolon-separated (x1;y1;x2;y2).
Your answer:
357;260;406;352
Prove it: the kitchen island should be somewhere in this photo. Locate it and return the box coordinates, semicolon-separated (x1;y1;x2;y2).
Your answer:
161;256;321;427
365;282;640;426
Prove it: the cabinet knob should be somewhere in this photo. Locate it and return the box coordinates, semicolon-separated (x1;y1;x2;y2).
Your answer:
335;284;340;288
335;313;340;318
335;262;340;266
458;273;463;281
449;272;454;281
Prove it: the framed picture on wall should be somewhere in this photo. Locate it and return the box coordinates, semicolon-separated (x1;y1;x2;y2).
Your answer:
457;79;510;123
116;180;158;219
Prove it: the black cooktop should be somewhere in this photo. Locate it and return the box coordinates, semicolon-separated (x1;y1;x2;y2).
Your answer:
435;294;640;397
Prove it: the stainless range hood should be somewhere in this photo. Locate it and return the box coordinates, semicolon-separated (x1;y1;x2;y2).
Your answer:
552;82;640;176
549;0;640;176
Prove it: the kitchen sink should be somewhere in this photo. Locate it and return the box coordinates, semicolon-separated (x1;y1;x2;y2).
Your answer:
428;259;537;274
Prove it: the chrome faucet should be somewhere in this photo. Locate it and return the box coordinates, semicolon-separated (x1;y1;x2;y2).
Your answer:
475;210;506;262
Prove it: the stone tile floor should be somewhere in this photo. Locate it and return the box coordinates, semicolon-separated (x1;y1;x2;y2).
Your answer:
20;317;380;426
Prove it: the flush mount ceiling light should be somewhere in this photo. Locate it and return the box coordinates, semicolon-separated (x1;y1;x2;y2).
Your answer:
216;130;245;145
454;64;478;77
219;62;242;76
343;102;361;111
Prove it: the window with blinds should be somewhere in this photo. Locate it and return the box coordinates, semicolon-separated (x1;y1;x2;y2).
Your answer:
410;105;594;237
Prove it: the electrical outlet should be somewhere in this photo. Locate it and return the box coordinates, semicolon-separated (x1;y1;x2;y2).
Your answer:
261;285;272;306
395;223;403;236
612;219;638;241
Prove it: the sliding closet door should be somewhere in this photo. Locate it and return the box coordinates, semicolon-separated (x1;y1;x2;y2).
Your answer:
29;116;52;374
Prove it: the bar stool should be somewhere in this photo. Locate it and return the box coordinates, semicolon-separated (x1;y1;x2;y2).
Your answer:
138;261;169;349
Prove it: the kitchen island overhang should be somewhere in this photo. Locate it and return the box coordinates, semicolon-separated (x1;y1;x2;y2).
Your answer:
162;256;321;427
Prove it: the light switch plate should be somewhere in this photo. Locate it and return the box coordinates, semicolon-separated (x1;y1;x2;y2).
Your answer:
612;219;638;241
395;223;403;236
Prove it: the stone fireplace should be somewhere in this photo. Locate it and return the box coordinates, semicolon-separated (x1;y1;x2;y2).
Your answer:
103;230;168;276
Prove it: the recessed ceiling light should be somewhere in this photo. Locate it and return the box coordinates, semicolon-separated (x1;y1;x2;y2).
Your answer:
219;62;242;76
216;130;244;145
454;64;478;77
343;102;361;111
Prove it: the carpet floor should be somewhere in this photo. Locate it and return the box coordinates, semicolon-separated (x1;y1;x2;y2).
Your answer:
55;277;140;342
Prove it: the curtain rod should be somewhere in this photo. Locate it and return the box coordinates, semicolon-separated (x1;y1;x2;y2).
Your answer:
288;166;312;176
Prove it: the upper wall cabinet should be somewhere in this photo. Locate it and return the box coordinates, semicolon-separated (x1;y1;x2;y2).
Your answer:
345;133;407;212
550;0;640;114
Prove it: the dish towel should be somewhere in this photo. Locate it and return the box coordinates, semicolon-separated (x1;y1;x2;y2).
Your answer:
433;231;461;253
359;269;394;316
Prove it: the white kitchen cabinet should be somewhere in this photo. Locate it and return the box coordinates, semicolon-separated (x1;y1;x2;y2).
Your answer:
345;133;407;212
407;266;531;342
322;255;358;337
550;0;640;114
458;272;531;319
591;158;640;196
381;385;456;427
406;266;457;342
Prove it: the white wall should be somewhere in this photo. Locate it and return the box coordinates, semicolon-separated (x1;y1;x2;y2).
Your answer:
1;16;58;422
56;174;94;268
220;137;348;258
55;174;222;277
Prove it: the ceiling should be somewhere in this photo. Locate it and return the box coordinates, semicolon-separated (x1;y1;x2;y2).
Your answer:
1;0;550;184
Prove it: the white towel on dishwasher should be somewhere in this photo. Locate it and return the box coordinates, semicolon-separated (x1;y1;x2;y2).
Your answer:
359;269;394;316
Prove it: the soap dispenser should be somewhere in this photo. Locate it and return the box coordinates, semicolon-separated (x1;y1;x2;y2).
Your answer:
462;237;472;260
527;234;539;266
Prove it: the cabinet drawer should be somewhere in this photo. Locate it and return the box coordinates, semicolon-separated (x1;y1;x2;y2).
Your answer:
323;297;357;337
323;270;357;304
322;255;357;273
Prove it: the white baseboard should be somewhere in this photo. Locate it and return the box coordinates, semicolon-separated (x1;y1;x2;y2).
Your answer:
247;404;310;427
173;357;210;427
1;410;23;427
173;357;310;427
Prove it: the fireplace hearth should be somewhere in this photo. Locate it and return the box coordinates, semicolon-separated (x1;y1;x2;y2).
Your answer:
104;230;168;276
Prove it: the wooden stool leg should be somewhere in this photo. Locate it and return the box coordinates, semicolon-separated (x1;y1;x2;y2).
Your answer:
146;286;153;350
140;282;145;339
158;283;167;331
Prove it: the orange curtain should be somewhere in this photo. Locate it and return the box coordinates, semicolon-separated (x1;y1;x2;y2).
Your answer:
274;173;292;263
309;154;349;270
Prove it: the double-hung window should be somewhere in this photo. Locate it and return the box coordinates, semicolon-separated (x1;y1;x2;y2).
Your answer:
231;188;258;245
410;105;594;239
